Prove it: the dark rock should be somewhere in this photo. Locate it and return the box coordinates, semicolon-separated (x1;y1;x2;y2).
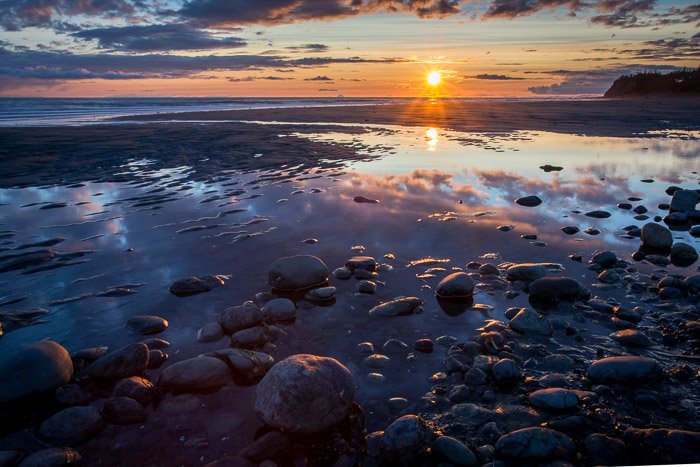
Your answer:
670;242;698;267
413;339;433;353
587;356;662;385
88;343;149;381
268;255;329;291
506;264;547;282
254;354;355;433
209;348;274;380
540;165;563;172
528;388;578;411
126;315;168;335
496;427;575;461
230;325;282;349
509;308;552;336
561;226;579;235
239;431;290;463
147;349;167;369
357;280;377;294
670;189;698;213
641;223;673;251
304;286;337;302
515;196;542;207
353;196;379;204
584;434;625;466
197;322;225;343
585;210;611;219
261;298;296;322
0;340;73;405
38;406;104;445
369;297;422;317
218;302;263;334
589;251;618;269
112;376;154;404
380;415;434;460
169;275;225;297
528;277;590;309
159;357;230;392
18;448;81;467
431;436;477;466
436;272;474;299
617;203;632;210
55;384;90;406
478;263;499;276
345;256;376;271
102;396;147;424
610;329;652;348
633;205;648;214
491;358;520;383
623;428;700;464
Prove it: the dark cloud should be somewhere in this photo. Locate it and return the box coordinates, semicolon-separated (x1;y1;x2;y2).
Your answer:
304;75;332;80
470;73;525;80
574;35;700;61
73;24;247;52
227;75;294;82
0;0;137;31
589;0;655;27
484;0;583;19
285;43;329;52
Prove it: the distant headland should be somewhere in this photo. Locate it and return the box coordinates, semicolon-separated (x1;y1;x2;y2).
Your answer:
604;68;700;98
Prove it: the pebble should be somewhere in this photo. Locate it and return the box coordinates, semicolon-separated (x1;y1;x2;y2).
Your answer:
515;195;542;207
436;272;475;299
413;339;433;353
367;372;386;383
38;406;104;445
159;357;230;392
528;388;579;411
496;427;575;461
641;222;673;251
126;315;168;335
113;376;154;404
261;298;296;322
332;266;352;279
345;255;377;271
509;308;553;336
587;356;662;385
197;322;225;343
88;343;149;381
218;302;263;334
357;280;377;294
55;384;90;406
364;354;391;369
610;329;652;347
268;255;329;291
506;263;547;282
491;358;520;383
357;342;374;354
585;210;611;218
369;297;422;317
169;275;225;297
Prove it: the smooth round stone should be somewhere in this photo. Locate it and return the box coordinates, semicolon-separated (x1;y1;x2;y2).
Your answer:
587;356;662;385
218;302;263;334
126;315;168;335
197;322;224;343
431;436;477;466
506;264;547;282
436;272;474;299
88;343;149;381
478;263;499;276
229;325;281;350
254;354;356;433
380;415;434;459
261;298;296;322
332;266;352;280
268;255;329;291
141;338;170;350
610;329;652;348
364;354;390;369
304;286;336;302
509;308;552;336
367;372;385;382
113;376;154;404
617;203;632;210
585;210;611;218
18;448;81;467
38;406;104;445
169;275;223;297
147;349;167;369
590;251;618;268
436;335;457;346
584;227;600;235
529;277;589;302
0;340;73;404
159;357;230;392
369;297;422;317
561;226;579;235
345;256;377;271
492;358;521;383
357;280;377;294
71;346;109;363
641;223;673;250
102;396;147;424
670;242;698;266
515;195;542;207
497;225;514;231
584;433;626;466
528;388;579;411
357;342;374;354
208;348;274;380
496;427;575;460
633;205;648;214
413;339;434;353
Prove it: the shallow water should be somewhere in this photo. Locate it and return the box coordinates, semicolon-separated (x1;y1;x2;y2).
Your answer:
0;122;699;463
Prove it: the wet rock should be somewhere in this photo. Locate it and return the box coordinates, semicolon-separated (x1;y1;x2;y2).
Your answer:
88;343;149;381
380;415;434;460
357;342;374;354
515;196;542;207
218;302;263;334
113;376;153;405
305;286;337;302
357;280;376;294
491;358;520;383
431;436;477;466
436;272;474;299
382;339;408;355
641;223;673;251
540;164;563;172
38;406;104;445
147;349;167;369
0;451;22;466
364;354;390;369
617;203;632;210
623;428;700;464
353;196;379;204
585;433;625;466
102;396;147;424
690;225;700;237
495;427;575;461
528;277;590;309
587;356;662;385
506;264;547;282
333;266;352;279
589;251;618;269
169;275;225;297
126;315;168;335
585;210;611;218
670;242;698;267
254;354;355;433
230;325;282;349
610;329;652;348
18;448;81;467
509;308;553;336
584;227;600;235
55;384;90;406
239;431;290;463
197;322;225;343
413;339;433;353
208;348;274;380
670;189;698;213
598;269;621;284
497;225;514;232
159;357;230;392
369;297;422;317
268;255;329;291
478;263;499;276
346;256;376;271
561;226;579;235
261;298;296;322
141;338;170;350
0;340;73;405
353;268;377;280
528;388;578;411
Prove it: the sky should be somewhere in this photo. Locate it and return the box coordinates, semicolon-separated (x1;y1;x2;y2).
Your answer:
0;0;698;97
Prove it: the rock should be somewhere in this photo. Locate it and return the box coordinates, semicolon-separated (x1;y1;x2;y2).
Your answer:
497;225;514;232
18;448;81;467
141;338;170;350
102;396;147;424
88;343;149;381
623;428;700;464
431;436;477;466
540;164;563;172
515;196;542;207
587;356;662;385
208;348;274;380
528;388;578;411
333;266;352;279
261;298;296;322
38;406;104;445
670;189;698;213
413;339;433;353
55;384;90;406
364;354;390;369
112;376;154;404
345;256;376;271
268;255;329;291
491;358;520;383
305;286;337;302
254;354;355;433
670;242;698;267
617;202;632;210
380;415;434;460
369;297;422;317
238;431;290;463
436;272;475;299
610;329;652;348
496;427;575;461
641;223;673;251
585;434;625;466
0;340;73;405
589;251;618;269
159;357;230;392
598;270;621;284
357;280;376;294
169;275;225;297
147;349;167;369
686;274;700;293
218;302;264;333
126;315;168;335
197;322;225;343
478;263;499;276
585;210;611;218
0;451;22;466
528;277;590;309
509;308;553;336
506;264;547;282
561;226;579;235
230;325;282;349
584;227;600;235
353;196;379;204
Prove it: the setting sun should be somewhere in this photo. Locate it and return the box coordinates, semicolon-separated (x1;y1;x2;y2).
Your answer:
427;71;442;86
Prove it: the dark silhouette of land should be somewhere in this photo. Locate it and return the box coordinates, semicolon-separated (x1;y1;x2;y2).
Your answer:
605;68;700;98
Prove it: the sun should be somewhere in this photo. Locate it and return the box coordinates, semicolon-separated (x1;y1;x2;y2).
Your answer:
427;71;442;86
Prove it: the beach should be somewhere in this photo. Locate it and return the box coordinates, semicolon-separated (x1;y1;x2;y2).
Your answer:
0;98;699;466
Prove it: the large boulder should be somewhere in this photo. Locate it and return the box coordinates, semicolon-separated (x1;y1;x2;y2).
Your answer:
587;356;662;385
159;357;230;393
496;427;575;461
268;255;329;291
528;277;590;309
87;343;149;381
380;415;434;460
623;428;700;464
38;406;104;446
0;340;73;405
254;354;355;433
506;264;547;282
641;223;673;251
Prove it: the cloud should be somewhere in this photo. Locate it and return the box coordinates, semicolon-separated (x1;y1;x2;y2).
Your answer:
483;0;583;19
470;73;525;80
304;75;332;80
0;0;138;31
73;24;247;52
285;43;329;52
227;75;294;82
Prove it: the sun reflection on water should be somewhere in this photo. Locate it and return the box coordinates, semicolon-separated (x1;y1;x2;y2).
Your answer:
426;127;438;151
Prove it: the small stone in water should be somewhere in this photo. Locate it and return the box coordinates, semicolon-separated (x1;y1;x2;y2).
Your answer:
357;280;376;294
413;339;433;353
332;266;352;280
497;225;515;232
367;372;385;382
304;286;336;302
357;342;374;354
364;354;390;369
